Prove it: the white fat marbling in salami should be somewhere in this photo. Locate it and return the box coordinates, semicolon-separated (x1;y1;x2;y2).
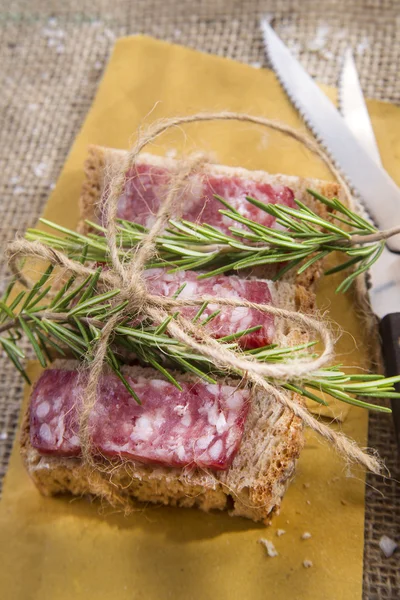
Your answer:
30;369;250;470
117;163;295;235
144;269;275;349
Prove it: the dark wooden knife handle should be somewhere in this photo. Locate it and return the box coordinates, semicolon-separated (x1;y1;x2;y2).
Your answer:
379;313;400;449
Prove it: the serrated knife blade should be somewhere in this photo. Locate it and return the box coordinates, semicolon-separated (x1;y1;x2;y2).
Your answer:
261;19;400;253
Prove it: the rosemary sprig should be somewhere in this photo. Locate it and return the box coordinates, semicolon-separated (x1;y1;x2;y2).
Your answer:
25;190;396;293
0;272;399;412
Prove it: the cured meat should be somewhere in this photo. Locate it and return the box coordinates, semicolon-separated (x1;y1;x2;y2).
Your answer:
30;369;250;470
144;269;275;349
117;163;295;235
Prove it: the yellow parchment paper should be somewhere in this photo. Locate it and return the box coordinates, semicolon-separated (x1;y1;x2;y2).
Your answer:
1;36;400;600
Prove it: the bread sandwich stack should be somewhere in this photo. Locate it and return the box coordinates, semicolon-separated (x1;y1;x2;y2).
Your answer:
21;148;340;522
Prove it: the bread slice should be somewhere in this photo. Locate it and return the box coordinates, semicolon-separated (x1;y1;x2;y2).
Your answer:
20;279;312;523
79;146;342;288
21;360;304;524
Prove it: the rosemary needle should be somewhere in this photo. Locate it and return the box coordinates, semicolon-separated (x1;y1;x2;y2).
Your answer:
2;190;399;408
0;268;398;411
25;189;395;293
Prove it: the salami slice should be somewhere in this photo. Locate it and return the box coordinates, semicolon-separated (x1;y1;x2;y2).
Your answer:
117;162;295;235
30;368;250;470
144;269;275;349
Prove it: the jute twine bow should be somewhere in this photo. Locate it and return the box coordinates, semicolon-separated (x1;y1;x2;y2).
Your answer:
7;112;382;474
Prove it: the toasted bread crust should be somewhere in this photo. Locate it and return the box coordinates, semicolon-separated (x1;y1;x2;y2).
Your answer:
79;145;108;231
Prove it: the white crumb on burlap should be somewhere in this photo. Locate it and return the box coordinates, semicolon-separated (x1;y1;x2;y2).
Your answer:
287;41;301;57
379;535;398;558
301;532;312;540
276;529;286;537
303;560;313;568
42;27;65;39
304;23;350;60
42;24;65;53
258;538;278;557
307;24;330;52
357;36;370;55
104;28;116;41
32;162;48;178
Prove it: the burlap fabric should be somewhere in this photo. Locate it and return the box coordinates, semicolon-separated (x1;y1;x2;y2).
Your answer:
1;1;399;597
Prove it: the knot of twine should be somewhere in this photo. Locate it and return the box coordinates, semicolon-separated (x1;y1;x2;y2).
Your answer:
7;112;382;475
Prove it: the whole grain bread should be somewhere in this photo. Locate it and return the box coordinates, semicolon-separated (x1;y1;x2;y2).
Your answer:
79;146;342;288
21;148;327;522
20;279;313;523
21;362;304;524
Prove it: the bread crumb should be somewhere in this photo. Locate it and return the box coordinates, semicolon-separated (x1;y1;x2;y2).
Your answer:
276;529;286;537
306;500;311;505
303;560;313;568
379;535;397;558
258;538;278;557
341;499;348;506
301;532;312;540
303;482;310;489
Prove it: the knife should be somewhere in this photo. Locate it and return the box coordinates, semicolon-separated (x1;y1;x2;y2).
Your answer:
338;48;400;444
260;19;400;254
261;20;400;446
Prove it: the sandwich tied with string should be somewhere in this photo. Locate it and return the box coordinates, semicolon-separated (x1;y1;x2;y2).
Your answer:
6;112;400;479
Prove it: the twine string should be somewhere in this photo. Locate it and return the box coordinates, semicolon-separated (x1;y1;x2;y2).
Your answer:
6;111;382;475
